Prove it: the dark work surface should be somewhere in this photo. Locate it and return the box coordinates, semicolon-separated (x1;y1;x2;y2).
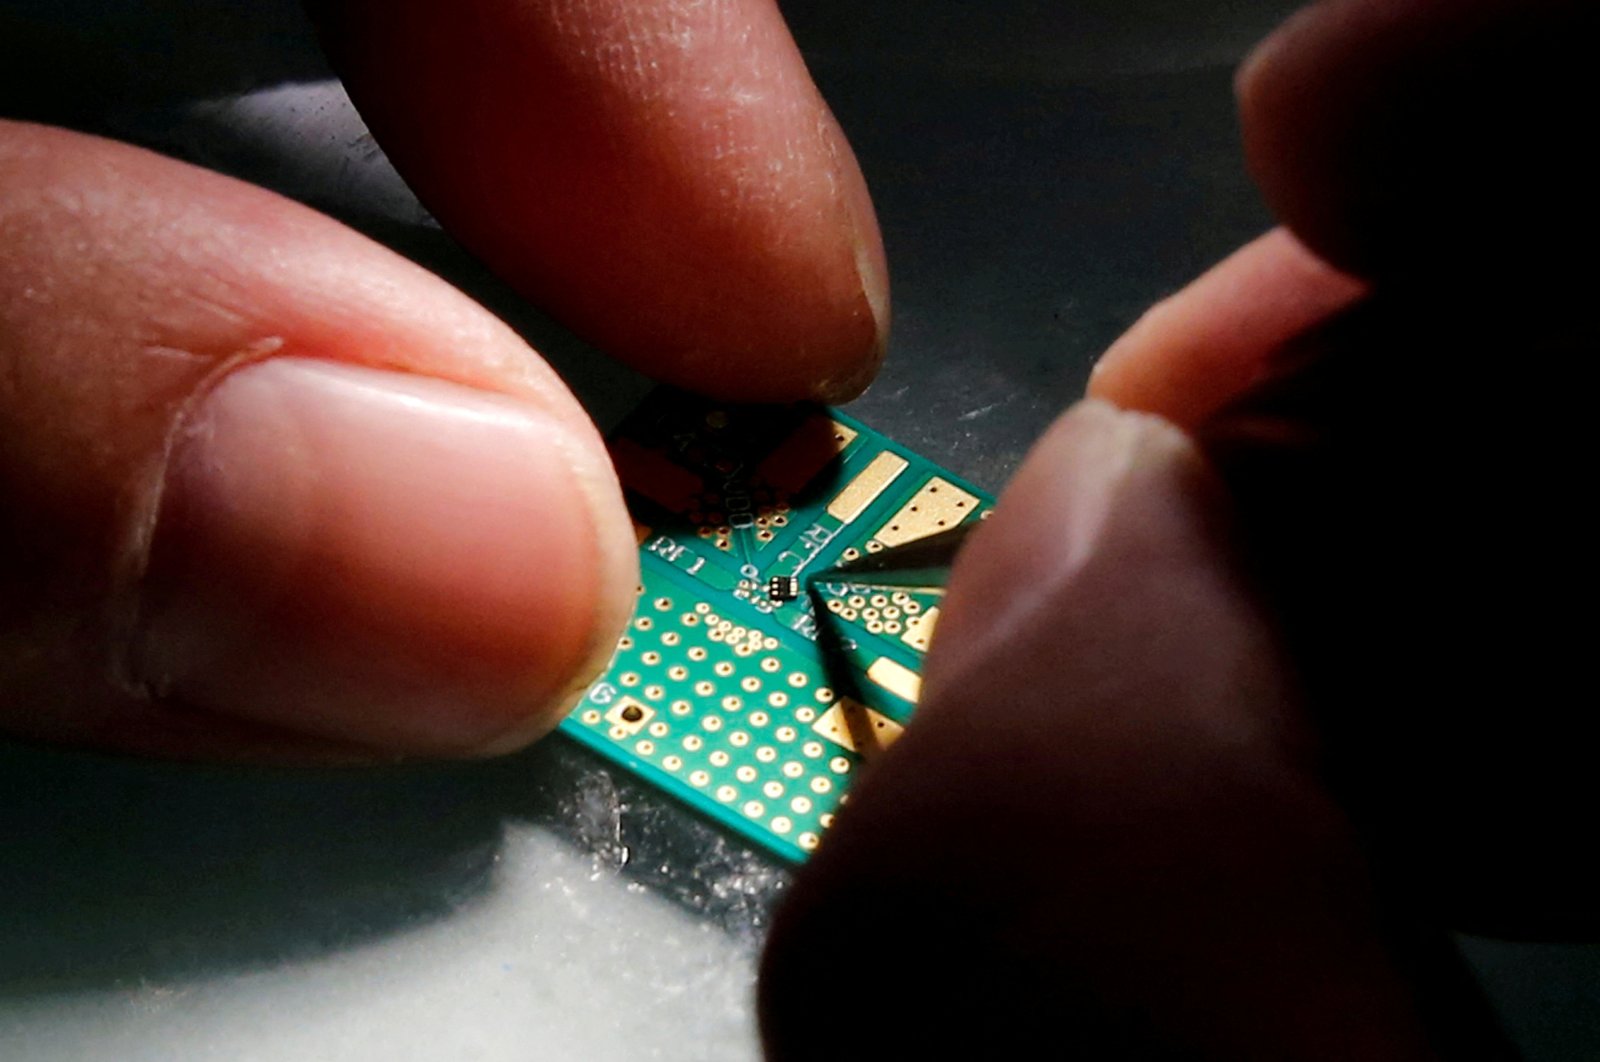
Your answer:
1;2;1594;1059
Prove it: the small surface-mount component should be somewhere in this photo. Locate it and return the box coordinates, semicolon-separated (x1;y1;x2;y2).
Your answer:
560;390;991;863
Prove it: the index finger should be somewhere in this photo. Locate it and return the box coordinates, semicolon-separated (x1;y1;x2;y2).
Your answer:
312;0;888;403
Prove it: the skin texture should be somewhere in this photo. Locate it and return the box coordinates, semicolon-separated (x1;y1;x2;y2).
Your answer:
1090;228;1366;428
0;121;637;759
311;0;889;402
1;0;1590;1056
0;0;885;759
134;359;611;756
761;403;1498;1060
1091;0;1594;932
765;0;1591;1056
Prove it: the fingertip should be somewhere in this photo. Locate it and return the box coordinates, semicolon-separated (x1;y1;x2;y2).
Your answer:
762;396;1444;1060
1233;0;1381;275
1;121;639;761
1231;0;1325;117
1089;229;1366;428
319;0;890;402
133;358;635;758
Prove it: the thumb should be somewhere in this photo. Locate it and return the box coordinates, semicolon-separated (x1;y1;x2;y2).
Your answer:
1;121;636;761
759;402;1502;1059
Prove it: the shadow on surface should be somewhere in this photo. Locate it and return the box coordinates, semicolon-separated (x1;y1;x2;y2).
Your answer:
0;737;787;995
1;0;775;999
0;0;326;127
0;0;1255;1004
8;3;1594;1057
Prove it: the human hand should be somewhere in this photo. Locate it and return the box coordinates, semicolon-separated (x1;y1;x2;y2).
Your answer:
761;0;1591;1057
0;0;885;760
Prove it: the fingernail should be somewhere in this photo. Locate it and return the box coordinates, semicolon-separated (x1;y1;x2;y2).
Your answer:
816;111;890;403
849;210;891;371
133;358;630;756
818;235;888;404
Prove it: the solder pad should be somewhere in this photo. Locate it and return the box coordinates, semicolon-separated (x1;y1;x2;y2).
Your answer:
559;390;993;863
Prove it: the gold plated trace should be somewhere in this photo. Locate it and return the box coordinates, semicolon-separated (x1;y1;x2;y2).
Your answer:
866;656;923;704
827;452;909;523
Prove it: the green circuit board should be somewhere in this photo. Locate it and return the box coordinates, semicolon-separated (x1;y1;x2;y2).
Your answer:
559;390;993;863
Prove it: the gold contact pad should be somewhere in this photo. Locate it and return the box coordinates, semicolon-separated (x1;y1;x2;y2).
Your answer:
826;451;908;523
604;695;655;735
874;476;978;547
901;605;941;652
813;698;905;756
867;656;922;704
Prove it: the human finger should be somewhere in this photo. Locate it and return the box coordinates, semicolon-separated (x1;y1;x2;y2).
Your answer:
1091;0;1598;924
1088;228;1365;427
1095;0;1588;425
761;401;1506;1058
1237;0;1588;296
1191;291;1595;936
311;0;888;403
0;120;636;761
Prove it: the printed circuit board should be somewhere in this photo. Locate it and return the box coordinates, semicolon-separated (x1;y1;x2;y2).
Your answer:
560;391;992;862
